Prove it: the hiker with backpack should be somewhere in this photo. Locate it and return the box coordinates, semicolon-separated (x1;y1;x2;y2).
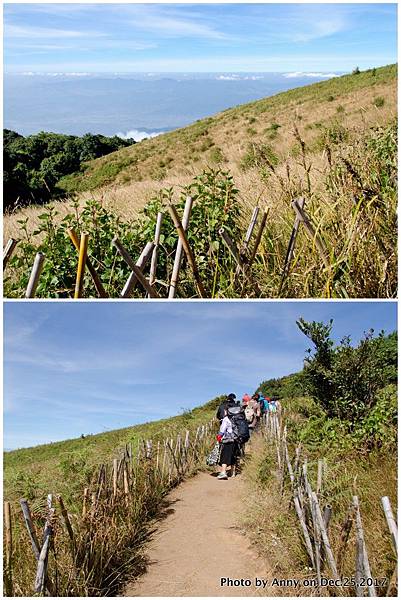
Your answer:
242;393;251;405
244;400;257;432
216;393;237;423
216;403;250;480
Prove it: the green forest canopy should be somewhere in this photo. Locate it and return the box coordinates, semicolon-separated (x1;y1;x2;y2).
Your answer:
3;129;135;211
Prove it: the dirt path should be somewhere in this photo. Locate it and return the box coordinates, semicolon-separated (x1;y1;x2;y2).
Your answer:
123;469;271;596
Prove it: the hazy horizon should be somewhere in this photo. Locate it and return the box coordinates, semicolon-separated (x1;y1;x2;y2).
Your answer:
4;69;351;138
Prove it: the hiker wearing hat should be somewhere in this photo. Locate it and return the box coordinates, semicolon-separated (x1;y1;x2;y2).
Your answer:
216;393;237;423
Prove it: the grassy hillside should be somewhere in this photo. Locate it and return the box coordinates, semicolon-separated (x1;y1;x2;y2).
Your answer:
57;64;397;194
3;65;397;298
3;395;221;507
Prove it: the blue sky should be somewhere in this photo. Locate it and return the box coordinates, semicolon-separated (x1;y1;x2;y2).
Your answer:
4;3;397;73
4;301;397;450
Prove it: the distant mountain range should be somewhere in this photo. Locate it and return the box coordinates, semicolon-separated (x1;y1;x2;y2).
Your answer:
4;71;344;139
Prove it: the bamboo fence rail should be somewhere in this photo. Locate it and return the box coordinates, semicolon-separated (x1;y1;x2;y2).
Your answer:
4;418;216;596
261;411;397;598
4;194;337;298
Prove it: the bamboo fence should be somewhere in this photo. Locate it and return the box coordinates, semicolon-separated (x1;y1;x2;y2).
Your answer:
3;419;216;597
262;411;397;598
3;197;327;298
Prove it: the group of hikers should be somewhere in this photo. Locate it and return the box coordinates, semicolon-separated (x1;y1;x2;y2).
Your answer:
210;392;281;480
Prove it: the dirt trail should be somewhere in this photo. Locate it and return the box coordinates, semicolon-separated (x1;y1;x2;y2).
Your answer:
123;469;271;597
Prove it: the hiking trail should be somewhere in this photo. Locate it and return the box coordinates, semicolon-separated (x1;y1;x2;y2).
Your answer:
123;457;273;597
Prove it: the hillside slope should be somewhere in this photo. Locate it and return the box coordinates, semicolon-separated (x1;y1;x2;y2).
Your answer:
3;396;221;505
3;65;397;299
59;64;397;194
5;65;396;232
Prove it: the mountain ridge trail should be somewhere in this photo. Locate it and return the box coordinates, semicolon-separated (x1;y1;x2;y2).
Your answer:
123;450;274;597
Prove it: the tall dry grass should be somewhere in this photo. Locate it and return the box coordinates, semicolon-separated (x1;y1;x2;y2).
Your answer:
4;420;217;596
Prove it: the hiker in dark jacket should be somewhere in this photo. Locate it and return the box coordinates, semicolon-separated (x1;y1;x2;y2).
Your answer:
216;393;237;423
216;403;250;479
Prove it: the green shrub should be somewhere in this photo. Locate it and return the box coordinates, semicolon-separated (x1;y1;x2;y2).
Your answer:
240;142;278;179
355;384;397;448
373;96;385;108
209;147;225;164
296;319;397;430
4;169;243;299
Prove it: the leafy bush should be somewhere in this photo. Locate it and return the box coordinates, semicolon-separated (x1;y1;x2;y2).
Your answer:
296;319;397;428
240;142;278;181
4;169;243;299
355;384;397;449
257;372;305;400
373;96;385;108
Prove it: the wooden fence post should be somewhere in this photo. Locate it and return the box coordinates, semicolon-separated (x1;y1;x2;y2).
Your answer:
25;252;45;298
219;227;262;295
149;212;164;292
3;238;18;270
34;497;54;594
247;209;268;268
293;494;316;568
311;491;340;582
113;458;118;497
335;505;355;579
353;496;376;597
169;196;193;298
381;496;397;556
67;228;108;297
291;199;330;269
121;241;155;298
4;501;13;596
235;206;260;275
112;237;159;297
82;488;89;518
168;203;206;298
56;495;74;544
278;198;305;294
74;233;89;298
20;499;41;559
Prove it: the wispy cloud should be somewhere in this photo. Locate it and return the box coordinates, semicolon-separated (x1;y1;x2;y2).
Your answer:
5;23;106;40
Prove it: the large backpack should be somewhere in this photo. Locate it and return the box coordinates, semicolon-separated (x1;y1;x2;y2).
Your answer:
227;406;250;444
244;405;254;423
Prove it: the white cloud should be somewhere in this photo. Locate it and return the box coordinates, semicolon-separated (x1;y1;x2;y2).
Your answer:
216;74;265;81
116;129;163;142
283;72;342;79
